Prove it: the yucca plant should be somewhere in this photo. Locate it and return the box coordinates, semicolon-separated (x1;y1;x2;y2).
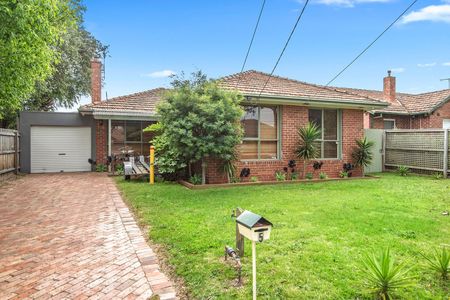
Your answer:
295;122;321;179
361;248;415;299
352;137;374;177
421;247;449;280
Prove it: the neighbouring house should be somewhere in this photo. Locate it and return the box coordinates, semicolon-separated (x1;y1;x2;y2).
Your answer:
20;59;391;182
338;71;450;130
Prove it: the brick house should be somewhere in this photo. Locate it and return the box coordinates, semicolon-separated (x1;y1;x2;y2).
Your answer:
22;60;447;181
337;71;450;130
76;61;388;183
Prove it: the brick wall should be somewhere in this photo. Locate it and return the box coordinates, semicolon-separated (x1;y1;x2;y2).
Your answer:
370;115;411;129
370;101;450;129
427;101;450;128
205;106;364;184
91;59;102;104
95;120;107;164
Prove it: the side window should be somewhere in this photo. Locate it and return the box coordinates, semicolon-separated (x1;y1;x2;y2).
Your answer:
383;119;395;129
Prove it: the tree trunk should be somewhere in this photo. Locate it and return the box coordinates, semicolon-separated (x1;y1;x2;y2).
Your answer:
303;160;307;179
201;159;206;185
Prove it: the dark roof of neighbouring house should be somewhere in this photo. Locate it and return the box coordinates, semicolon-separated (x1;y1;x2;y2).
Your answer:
219;70;387;107
335;86;450;115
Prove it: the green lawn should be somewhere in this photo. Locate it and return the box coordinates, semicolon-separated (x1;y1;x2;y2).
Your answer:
117;174;450;299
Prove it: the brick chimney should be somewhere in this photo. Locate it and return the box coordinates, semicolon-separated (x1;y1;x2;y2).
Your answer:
91;58;102;104
383;70;396;103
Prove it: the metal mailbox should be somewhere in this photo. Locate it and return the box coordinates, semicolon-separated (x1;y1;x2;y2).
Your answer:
236;210;272;243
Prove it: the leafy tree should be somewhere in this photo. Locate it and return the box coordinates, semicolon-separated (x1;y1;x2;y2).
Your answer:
0;0;81;122
295;122;321;178
143;122;187;177
154;71;243;184
25;27;108;111
352;137;374;176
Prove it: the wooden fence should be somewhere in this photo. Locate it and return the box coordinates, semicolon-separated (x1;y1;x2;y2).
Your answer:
0;128;20;175
384;129;449;177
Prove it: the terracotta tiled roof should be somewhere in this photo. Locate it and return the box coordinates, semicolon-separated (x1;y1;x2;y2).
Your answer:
399;89;450;114
219;70;386;107
335;87;450;115
334;87;409;114
80;70;450;117
79;88;167;115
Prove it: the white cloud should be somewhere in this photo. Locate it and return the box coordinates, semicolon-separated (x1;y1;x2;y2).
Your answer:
143;70;176;78
400;4;450;24
390;67;405;73
443;62;450;66
312;0;393;8
417;62;437;68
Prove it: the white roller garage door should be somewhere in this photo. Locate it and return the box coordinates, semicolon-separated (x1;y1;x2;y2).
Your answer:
31;126;92;173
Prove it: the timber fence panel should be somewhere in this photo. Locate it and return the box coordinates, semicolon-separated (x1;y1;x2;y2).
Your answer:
0;128;20;175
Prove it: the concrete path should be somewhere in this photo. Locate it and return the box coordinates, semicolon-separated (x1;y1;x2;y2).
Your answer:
0;173;176;300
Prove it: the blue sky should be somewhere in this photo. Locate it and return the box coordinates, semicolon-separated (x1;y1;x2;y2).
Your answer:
71;0;450;109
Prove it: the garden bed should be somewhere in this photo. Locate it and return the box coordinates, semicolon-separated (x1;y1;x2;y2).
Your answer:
179;174;380;190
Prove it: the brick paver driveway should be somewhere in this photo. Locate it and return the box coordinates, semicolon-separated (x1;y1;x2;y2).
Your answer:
0;173;176;300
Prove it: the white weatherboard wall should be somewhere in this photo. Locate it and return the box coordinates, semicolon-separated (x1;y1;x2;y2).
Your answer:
30;126;91;173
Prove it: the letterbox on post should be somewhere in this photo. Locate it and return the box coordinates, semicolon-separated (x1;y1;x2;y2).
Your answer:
236;210;272;243
236;210;273;300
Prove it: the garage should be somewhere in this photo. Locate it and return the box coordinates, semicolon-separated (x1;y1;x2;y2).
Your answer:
30;126;92;173
19;112;96;174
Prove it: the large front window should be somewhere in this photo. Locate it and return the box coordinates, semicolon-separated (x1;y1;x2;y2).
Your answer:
111;120;155;156
240;106;279;160
308;109;341;159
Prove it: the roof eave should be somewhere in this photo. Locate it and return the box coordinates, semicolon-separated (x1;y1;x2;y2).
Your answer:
424;93;450;115
79;108;160;121
243;94;388;110
371;110;411;116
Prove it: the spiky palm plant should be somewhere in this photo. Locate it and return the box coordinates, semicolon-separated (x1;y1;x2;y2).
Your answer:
421;247;449;280
362;248;415;300
295;122;321;179
352;137;374;176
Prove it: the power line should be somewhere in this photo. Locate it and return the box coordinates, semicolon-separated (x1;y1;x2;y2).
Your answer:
324;0;418;87
238;0;267;76
257;0;310;97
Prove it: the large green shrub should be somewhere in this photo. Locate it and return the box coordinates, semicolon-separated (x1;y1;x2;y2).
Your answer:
147;71;243;184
